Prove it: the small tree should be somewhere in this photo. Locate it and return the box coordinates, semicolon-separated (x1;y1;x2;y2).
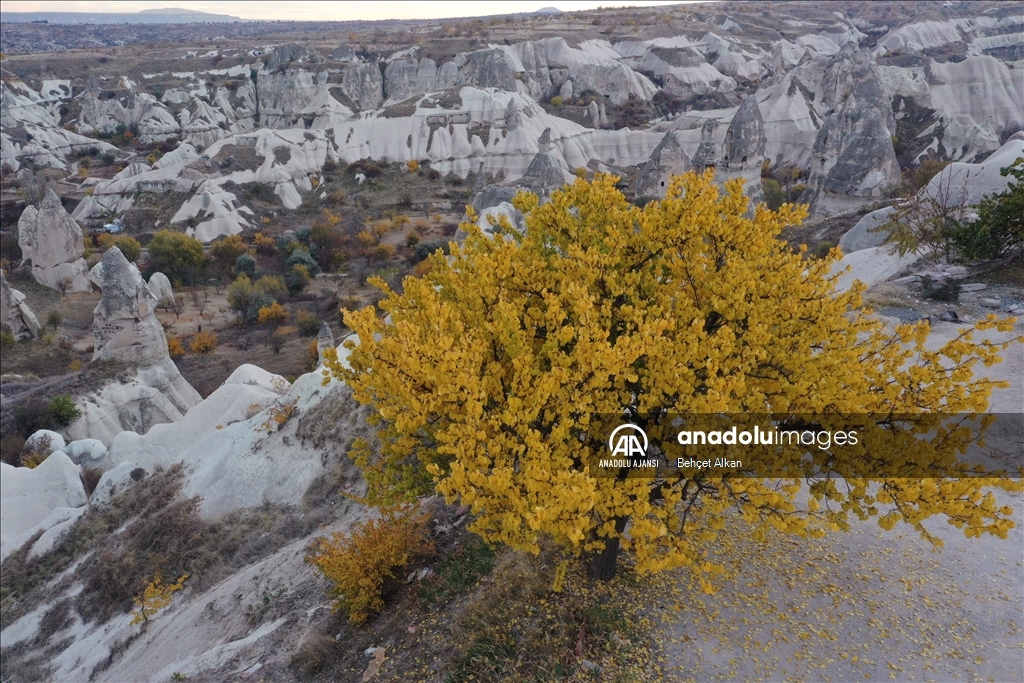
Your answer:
268;326;295;354
189;331;218;355
148;230;207;286
46;310;63;331
131;572;188;626
876;166;972;263
210;234;247;273
113;235;142;263
952;156;1024;261
167;335;186;358
326;172;1022;582
227;274;257;320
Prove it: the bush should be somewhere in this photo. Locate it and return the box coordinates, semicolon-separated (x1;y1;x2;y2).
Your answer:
921;275;960;302
167;336;186;358
286;247;321;276
763;178;784;211
148;230;207;286
406;233;421;248
550;95;564;108
210;234;247;271
236;253;257;277
407;159;420;173
296;310;322;337
287;264;310;293
253;232;276;255
951;157;1024;261
13;398;57;437
49;394;81;427
190;331;218;355
114;235;142;262
413;239;451;264
0;325;15;348
257;301;290;325
305;509;433;623
370;244;395;261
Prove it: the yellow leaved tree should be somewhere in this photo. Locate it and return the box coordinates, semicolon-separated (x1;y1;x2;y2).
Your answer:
131;572;188;626
323;171;1021;581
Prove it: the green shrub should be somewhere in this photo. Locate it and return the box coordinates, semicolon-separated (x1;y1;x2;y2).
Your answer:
296;310;322;337
413;239;451;264
763;178;784;211
49;394;81;427
1;324;15;348
921;275;960;302
286;248;321;276
951;157;1024;261
236;253;257;277
13;398;57;437
114;235;142;262
148;230;207;286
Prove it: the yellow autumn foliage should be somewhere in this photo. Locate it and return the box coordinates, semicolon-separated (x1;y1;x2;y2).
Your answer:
305;509;432;623
323;171;1022;581
131;572;188;625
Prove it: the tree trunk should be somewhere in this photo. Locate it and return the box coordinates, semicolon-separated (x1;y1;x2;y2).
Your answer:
588;516;628;581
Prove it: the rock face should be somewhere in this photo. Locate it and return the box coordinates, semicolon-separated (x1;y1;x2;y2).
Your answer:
147;272;175;305
17;189;91;293
718;94;766;202
519;128;570;195
90;247;167;364
0;451;86;548
839;205;896;254
692;119;721;172
804;47;900;217
636;131;692;199
65;360;203;447
316;322;334;365
1;271;41;340
458;49;518;91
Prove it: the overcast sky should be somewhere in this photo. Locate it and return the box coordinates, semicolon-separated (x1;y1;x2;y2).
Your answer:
2;1;694;22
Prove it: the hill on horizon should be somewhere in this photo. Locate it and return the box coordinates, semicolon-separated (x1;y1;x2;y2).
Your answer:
1;7;244;24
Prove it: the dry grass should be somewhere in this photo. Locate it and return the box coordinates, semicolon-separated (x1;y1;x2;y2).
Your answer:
862;283;911;311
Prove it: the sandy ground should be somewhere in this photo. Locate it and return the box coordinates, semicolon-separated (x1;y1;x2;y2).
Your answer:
649;318;1024;682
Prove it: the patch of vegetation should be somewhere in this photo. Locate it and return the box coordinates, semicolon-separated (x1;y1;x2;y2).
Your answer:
419;534;496;605
0;465;333;630
920;275;961;302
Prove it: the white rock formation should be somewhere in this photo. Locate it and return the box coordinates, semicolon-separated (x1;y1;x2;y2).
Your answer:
839;206;896;254
89;246;168;364
147;272;175;306
60;438;108;466
64;360;202;448
922;134;1024;208
26;429;66;454
1;271;42;339
90;462;145;506
16;189;91;293
636;130;691;199
830;246;919;293
106;363;354;519
0;452;86;549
